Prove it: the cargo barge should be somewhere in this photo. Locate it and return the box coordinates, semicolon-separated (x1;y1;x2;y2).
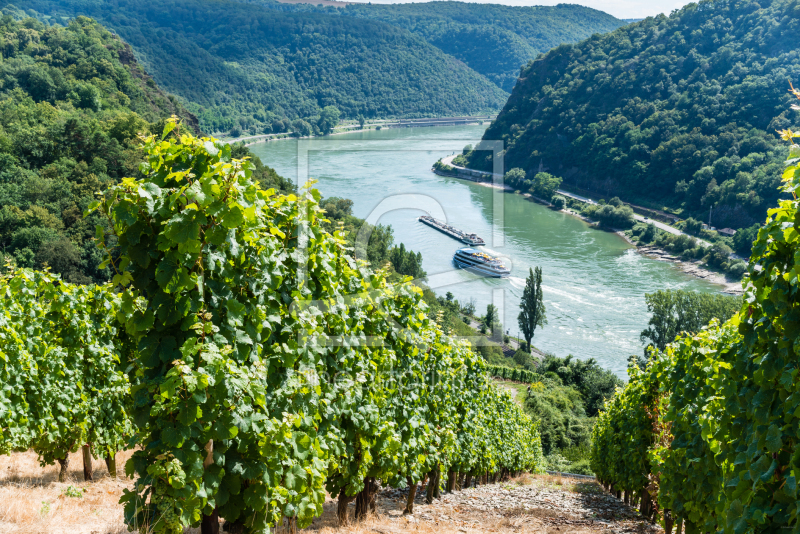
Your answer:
418;215;485;246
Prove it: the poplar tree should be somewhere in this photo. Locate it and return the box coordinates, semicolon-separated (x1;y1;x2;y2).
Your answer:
518;267;546;350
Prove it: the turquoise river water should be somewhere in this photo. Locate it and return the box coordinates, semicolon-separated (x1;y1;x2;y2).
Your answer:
250;125;723;377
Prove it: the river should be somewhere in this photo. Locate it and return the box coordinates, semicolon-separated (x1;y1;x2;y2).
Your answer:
249;125;723;377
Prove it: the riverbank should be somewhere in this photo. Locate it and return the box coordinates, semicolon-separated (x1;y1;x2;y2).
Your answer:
435;157;742;293
635;245;743;295
224;116;496;147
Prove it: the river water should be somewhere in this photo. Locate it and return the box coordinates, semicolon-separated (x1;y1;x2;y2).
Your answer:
250;125;722;377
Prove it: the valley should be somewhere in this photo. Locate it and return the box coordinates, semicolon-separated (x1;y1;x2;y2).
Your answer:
1;0;799;532
249;125;724;377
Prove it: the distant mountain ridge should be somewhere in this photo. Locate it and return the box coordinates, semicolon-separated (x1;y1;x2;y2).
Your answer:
20;0;508;134
247;1;626;91
468;0;800;230
19;0;624;135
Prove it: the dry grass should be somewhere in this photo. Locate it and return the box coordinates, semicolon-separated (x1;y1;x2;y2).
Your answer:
0;454;620;534
0;449;136;534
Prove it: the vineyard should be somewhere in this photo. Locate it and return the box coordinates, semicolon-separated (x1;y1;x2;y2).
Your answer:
0;120;544;534
591;92;800;533
485;364;540;384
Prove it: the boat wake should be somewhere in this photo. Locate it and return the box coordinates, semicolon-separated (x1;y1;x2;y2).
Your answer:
508;276;527;289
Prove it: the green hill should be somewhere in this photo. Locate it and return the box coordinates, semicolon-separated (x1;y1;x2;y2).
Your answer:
254;1;625;92
468;0;800;230
20;0;511;135
0;10;291;284
339;2;625;92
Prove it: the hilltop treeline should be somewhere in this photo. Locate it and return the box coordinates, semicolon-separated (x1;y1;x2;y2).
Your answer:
20;0;625;134
21;0;509;134
470;0;800;230
307;2;623;92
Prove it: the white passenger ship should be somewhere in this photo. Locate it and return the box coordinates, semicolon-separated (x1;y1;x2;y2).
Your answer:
453;248;511;278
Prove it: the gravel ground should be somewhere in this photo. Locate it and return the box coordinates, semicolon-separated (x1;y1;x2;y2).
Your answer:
366;475;663;534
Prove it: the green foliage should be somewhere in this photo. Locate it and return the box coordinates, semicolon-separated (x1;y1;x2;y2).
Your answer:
62;485;85;498
504;167;526;188
639;289;740;353
471;0;800;230
682;217;703;236
95;124;333;532
526;381;591;455
512;349;534;369
591;360;658;497
732;223;760;256
536;354;622;417
317;197;424;281
0;268;132;470
433;159;454;173
517;266;546;348
485;364;539;384
581;202;636;229
592;98;800;530
550;195;566;210
26;0;508;134
333;2;624;92
0;14;200;284
531;172;562;201
92;122;544;532
387;243;425;279
316;105;340;135
475;339;507;366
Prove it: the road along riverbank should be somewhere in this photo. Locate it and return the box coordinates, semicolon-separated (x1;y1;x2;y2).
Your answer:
436;155;742;293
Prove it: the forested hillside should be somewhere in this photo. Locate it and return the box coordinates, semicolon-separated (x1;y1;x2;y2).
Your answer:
0;10;295;284
251;1;624;92
0;13;196;284
20;0;510;135
470;0;800;230
343;3;623;92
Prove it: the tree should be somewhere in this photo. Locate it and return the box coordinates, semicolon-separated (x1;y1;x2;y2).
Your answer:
684;217;702;236
640;289;740;354
513;349;534;369
292;118;313;137
317;105;341;135
531;173;562;201
733;223;760;256
357;115;366;129
484;304;497;330
462;297;476;316
504;167;526;189
518;267;546;349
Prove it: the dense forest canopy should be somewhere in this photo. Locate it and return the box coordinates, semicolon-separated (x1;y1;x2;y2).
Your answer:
342;2;624;92
0;12;195;283
0;10;291;283
20;0;512;134
245;0;625;92
469;0;800;230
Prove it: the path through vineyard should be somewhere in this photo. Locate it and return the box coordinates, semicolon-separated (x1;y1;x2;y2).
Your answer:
0;451;658;534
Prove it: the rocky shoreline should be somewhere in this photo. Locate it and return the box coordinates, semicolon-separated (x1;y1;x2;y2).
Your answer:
635;245;743;295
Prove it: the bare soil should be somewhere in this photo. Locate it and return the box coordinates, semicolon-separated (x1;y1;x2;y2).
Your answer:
1;451;659;534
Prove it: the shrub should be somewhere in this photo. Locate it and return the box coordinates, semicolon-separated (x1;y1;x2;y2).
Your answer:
525;383;591;454
726;260;747;278
531;172;562;200
582;203;635;229
551;195;566;209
